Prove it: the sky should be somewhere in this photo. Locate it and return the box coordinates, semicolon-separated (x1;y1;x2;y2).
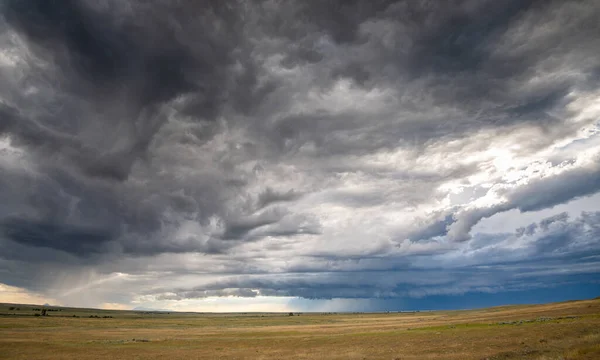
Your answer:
0;0;599;312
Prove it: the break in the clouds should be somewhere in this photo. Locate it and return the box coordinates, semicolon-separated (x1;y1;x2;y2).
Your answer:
0;0;599;311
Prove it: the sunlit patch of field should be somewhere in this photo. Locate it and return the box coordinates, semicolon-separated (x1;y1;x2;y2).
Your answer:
1;298;599;359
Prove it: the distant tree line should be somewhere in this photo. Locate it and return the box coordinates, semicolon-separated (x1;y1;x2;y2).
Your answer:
30;308;63;316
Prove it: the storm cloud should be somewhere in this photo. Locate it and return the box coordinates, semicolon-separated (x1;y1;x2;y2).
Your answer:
0;0;599;311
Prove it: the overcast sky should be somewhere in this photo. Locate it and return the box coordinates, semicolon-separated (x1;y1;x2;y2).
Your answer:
1;0;599;312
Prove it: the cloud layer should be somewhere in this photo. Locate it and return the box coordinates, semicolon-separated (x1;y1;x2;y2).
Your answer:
1;0;599;310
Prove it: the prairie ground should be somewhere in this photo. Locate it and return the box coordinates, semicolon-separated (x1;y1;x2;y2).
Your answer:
1;298;599;359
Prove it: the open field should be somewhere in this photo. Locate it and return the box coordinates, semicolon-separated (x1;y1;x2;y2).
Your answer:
1;298;599;359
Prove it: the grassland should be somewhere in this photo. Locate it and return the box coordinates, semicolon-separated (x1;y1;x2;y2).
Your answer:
1;298;599;359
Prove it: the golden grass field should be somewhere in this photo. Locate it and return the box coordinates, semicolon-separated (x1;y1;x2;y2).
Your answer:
1;298;599;359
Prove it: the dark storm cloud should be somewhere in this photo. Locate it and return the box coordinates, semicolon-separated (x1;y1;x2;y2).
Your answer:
539;212;569;231
257;0;598;156
1;0;599;305
222;209;285;240
4;0;193;104
279;46;324;69
516;223;538;237
427;159;600;243
260;0;596;167
247;212;322;239
0;165;166;256
509;163;600;212
473;211;600;265
1;217;112;255
256;188;302;209
406;214;455;242
0;0;277;257
1;0;260;180
155;211;600;301
0;103;18;132
222;208;321;241
156;271;594;300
